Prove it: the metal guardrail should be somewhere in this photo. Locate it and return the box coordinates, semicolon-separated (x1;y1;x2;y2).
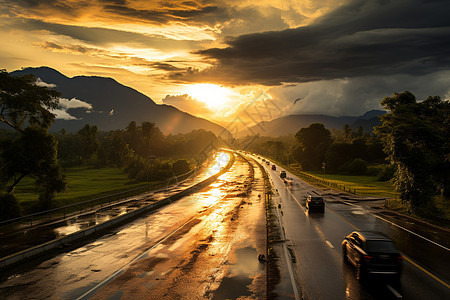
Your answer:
296;170;398;198
0;168;197;231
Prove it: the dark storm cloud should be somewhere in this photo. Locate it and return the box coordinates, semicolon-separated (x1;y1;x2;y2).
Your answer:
14;18;202;50
14;0;60;8
102;4;221;24
175;0;450;85
151;62;182;71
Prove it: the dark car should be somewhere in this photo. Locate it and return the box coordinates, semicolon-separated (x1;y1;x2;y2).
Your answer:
306;195;325;212
342;231;403;282
272;164;276;170
266;161;270;165
280;170;286;178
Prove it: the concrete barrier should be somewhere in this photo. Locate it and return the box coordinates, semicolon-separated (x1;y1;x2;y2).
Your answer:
0;153;235;271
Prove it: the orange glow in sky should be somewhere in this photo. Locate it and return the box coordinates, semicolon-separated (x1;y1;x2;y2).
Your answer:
185;84;232;110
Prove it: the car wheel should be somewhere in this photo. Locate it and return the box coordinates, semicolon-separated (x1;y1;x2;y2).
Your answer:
342;246;348;262
357;264;366;281
392;274;401;287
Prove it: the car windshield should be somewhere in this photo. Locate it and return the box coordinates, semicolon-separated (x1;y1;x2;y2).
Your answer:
366;240;397;253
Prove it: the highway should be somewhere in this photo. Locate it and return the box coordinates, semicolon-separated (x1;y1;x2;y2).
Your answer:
0;152;271;299
0;151;449;299
257;155;450;300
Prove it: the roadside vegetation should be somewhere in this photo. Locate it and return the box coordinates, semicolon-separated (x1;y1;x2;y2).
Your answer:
0;71;220;220
237;91;449;228
13;167;147;213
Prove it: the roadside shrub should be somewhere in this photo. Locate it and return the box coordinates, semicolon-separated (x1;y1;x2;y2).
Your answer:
366;166;381;176
0;193;21;221
366;164;386;176
341;158;368;175
125;157;146;179
377;164;396;181
172;159;191;175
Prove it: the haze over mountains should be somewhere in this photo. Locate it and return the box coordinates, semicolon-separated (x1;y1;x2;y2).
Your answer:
11;67;229;137
10;67;385;138
242;110;385;137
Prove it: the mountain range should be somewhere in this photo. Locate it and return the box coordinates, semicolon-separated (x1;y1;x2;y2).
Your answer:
11;67;229;137
9;67;385;138
242;110;386;137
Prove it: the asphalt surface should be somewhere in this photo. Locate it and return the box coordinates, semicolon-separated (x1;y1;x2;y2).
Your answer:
0;153;270;299
1;152;449;300
0;153;225;260
257;156;450;300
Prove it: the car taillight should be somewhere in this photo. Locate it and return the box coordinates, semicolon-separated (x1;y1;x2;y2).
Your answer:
363;255;373;262
397;255;403;262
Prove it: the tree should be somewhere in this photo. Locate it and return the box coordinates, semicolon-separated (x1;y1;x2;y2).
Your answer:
2;127;65;209
0;71;66;212
0;70;60;131
172;159;191;175
375;91;450;213
295;123;332;170
77;124;99;164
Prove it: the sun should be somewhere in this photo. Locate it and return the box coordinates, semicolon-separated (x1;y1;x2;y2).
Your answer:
186;83;231;110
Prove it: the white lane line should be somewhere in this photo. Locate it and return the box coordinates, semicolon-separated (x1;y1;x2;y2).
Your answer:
341;199;449;252
325;240;334;249
283;179;337;254
373;214;450;252
77;194;229;300
386;284;403;299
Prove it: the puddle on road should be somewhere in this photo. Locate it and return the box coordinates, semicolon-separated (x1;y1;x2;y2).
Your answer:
211;247;263;299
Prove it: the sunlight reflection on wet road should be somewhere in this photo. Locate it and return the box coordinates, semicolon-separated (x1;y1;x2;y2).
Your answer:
0;153;267;300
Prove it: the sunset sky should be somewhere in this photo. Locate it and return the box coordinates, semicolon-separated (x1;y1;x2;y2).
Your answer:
1;0;449;123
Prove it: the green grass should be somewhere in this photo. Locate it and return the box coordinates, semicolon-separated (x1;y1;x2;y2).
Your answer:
14;167;148;209
284;163;398;198
286;163;449;229
306;171;397;197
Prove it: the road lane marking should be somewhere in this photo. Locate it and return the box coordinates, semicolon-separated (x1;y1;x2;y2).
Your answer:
76;190;234;300
325;206;361;231
282;179;339;254
402;255;450;289
386;285;403;299
260;158;450;290
257;162;301;300
325;240;334;249
373;214;450;252
338;200;450;252
327;206;450;289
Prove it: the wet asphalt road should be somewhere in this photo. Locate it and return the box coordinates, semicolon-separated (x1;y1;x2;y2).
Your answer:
0;154;224;259
0;153;269;299
1;152;449;300
258;156;450;300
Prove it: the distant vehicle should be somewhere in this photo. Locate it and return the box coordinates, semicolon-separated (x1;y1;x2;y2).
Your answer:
258;156;261;159
342;231;403;282
266;161;270;165
262;158;265;162
306;195;325;212
280;171;286;178
272;164;276;170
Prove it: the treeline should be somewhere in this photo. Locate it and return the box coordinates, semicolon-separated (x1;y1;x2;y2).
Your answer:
238;91;449;214
238;125;386;177
0;70;219;220
56;123;219;180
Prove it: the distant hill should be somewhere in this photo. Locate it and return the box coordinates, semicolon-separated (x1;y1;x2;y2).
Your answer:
10;67;229;137
243;110;386;137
